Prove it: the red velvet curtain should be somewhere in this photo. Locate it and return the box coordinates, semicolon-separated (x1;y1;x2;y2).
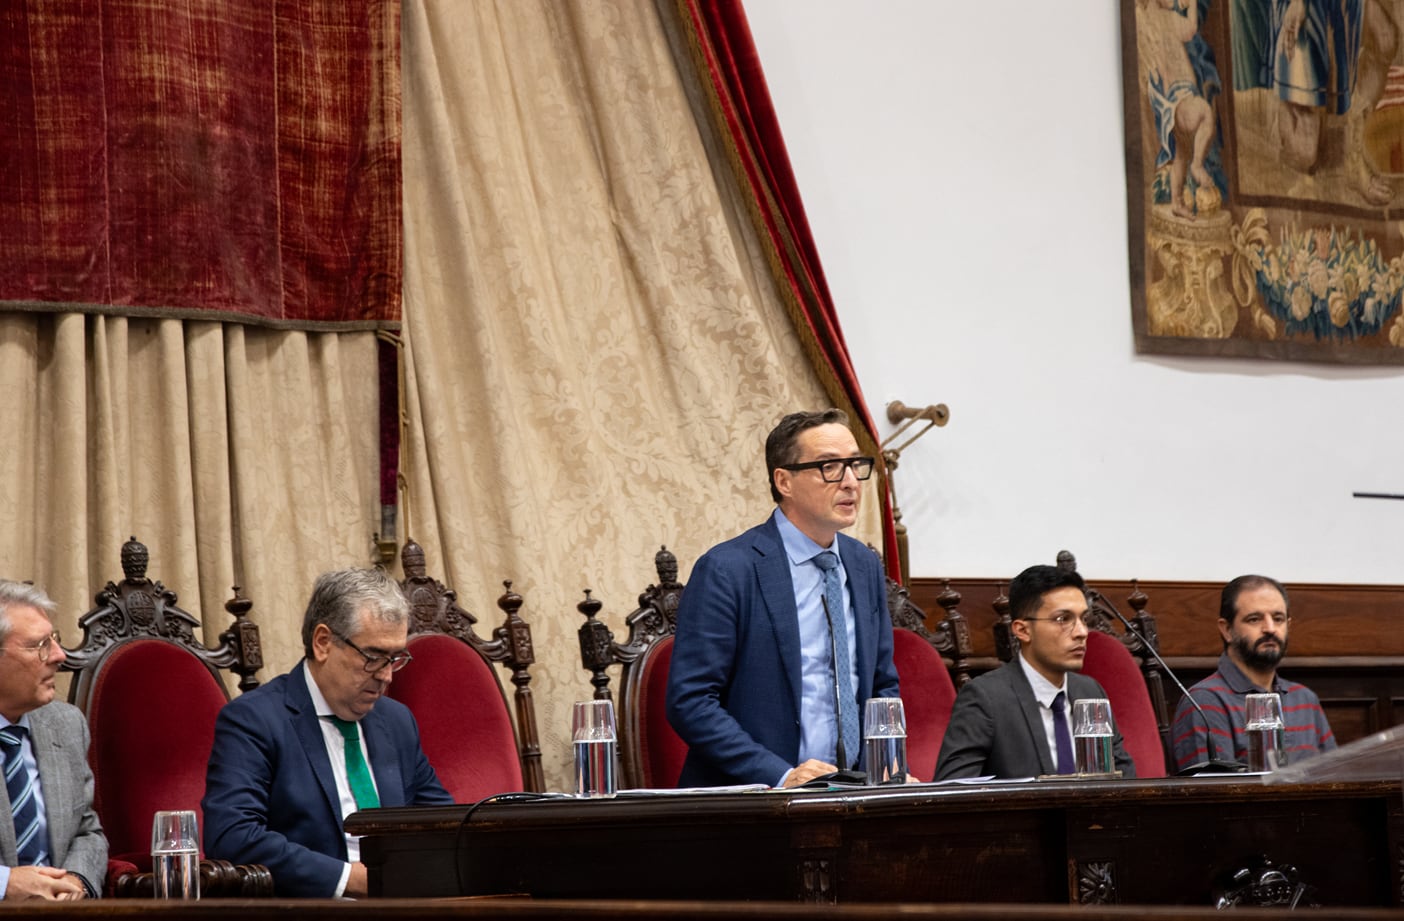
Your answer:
673;0;901;580
0;0;402;329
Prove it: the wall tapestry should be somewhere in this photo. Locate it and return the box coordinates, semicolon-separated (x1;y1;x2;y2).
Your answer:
1122;0;1404;363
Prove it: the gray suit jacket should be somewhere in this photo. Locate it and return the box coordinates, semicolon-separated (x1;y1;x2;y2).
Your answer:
1;702;107;894
934;661;1135;780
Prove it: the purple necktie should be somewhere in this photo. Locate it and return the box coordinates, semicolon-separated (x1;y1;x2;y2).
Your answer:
1050;692;1076;774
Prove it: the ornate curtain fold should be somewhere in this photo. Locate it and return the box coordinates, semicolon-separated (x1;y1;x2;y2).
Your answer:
0;313;381;685
398;0;867;792
669;0;900;579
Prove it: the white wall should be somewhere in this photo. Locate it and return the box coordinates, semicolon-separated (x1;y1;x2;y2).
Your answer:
742;1;1404;585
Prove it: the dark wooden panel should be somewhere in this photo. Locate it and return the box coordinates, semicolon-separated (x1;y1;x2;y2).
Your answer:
9;898;1404;920
1325;700;1385;747
350;780;1404;907
908;578;1404;658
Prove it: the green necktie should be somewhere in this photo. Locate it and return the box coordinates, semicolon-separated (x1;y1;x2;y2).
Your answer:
329;717;380;810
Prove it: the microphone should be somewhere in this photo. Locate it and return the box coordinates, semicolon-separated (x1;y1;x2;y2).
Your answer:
1099;596;1244;774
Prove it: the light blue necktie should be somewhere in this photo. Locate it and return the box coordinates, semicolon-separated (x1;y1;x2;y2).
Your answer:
0;725;48;866
813;551;860;769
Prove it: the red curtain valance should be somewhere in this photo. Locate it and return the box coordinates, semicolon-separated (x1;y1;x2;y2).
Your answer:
0;0;402;330
674;0;901;579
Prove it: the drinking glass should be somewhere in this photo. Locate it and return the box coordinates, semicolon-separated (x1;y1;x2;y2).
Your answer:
572;700;618;797
151;810;200;899
1072;697;1115;775
1245;692;1286;772
862;697;908;785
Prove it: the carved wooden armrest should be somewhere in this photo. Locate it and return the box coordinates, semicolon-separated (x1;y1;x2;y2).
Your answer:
110;857;274;898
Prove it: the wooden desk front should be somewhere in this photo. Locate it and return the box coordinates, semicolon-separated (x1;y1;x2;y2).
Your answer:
346;778;1404;906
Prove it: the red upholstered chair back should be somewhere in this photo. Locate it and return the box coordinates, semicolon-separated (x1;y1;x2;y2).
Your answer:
396;539;544;794
623;635;688;789
891;628;956;782
1081;629;1168;778
387;634;524;801
577;546;687;789
60;537;268;897
85;640;229;865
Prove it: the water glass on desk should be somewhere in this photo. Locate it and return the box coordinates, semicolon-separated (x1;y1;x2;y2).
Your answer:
151;810;200;899
572;699;618;798
862;697;907;784
1072;698;1115;775
1245;692;1286;772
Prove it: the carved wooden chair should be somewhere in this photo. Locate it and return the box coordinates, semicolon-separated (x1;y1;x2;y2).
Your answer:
991;550;1171;777
61;536;270;897
885;575;974;687
884;577;972;780
577;546;687;790
387;539;544;800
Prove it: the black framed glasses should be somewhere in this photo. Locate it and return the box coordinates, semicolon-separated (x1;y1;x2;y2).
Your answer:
335;633;413;673
8;630;62;664
1023;612;1087;633
780;456;876;483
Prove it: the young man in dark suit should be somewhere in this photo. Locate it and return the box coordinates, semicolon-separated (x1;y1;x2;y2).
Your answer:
934;564;1135;780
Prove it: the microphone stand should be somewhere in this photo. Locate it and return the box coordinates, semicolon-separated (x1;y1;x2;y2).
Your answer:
1102;600;1244;774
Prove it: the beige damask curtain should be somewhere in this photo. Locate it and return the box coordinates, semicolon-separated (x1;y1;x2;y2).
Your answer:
398;0;879;791
0;313;380;681
0;0;879;796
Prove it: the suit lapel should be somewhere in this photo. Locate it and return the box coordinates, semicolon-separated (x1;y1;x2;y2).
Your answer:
1007;664;1055;775
360;708;404;807
837;537;875;700
286;664;343;824
0;722;18;864
28;705;73;866
1068;674;1095;705
752;522;803;714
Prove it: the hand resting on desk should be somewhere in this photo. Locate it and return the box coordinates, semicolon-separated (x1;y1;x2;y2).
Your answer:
782;759;839;787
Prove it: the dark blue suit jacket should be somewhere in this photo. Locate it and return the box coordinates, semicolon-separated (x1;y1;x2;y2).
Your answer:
202;662;451;896
665;516;900;786
933;661;1135;780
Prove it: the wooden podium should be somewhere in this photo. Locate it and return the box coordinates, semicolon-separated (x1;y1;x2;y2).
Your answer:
346;777;1404;906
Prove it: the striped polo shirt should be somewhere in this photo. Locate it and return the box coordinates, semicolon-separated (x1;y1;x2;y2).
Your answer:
1171;652;1335;771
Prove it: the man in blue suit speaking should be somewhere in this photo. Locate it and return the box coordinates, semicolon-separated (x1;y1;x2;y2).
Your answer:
203;568;451;897
666;409;900;788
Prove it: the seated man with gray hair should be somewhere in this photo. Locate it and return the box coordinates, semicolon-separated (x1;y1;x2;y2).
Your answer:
203;568;450;897
0;580;106;900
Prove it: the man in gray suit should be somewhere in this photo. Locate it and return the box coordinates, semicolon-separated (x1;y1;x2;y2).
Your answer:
934;565;1135;780
0;581;106;900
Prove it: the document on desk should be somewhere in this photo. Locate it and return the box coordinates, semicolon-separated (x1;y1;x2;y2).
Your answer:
618;783;771;795
919;776;1037;785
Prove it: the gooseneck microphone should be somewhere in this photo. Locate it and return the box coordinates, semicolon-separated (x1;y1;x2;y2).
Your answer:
1102;601;1244;774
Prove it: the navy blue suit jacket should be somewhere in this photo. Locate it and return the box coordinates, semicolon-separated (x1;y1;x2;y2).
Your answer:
665;517;900;786
202;662;451;897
